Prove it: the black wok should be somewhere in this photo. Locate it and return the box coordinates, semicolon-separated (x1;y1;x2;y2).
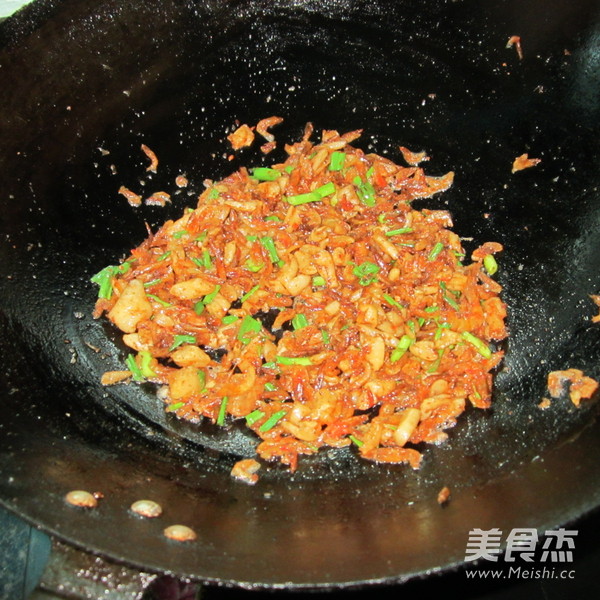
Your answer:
1;0;600;591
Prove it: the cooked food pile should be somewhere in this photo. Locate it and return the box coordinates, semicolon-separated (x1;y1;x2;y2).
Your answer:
92;125;507;475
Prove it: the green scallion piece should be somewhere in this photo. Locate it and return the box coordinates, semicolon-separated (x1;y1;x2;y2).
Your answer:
138;351;156;378
329;151;346;171
286;191;322;206
203;284;221;306
427;349;445;373
292;313;309;330
194;300;205;315
354;178;376;207
143;278;162;288
198;369;207;392
240;284;260;303
222;315;239;325
196;231;208;242
353;261;380;286
237;315;262;344
262;361;278;370
173;229;189;239
276;355;313;366
428;242;444;261
260;236;284;267
314;181;336;197
321;329;331;345
259;410;287;432
383;294;403;310
166;402;185;412
439;282;460;311
216;397;228;426
244;260;264;273
251;167;281;181
169;334;197;352
348;434;364;447
385;227;414;237
264;382;277;392
208;188;220;199
245;409;265;426
284;165;295;174
390;334;413;363
312;275;326;287
125;354;144;381
424;305;439;313
157;250;171;262
462;331;492;359
265;215;281;222
483;254;498;276
147;294;172;307
90;265;118;300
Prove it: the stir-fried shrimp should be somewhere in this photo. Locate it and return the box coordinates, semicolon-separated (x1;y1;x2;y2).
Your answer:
93;126;507;475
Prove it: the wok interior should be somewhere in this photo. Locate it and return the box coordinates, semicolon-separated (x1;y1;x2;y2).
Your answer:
1;0;600;587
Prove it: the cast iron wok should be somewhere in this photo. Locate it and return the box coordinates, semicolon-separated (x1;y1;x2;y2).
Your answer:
0;0;600;590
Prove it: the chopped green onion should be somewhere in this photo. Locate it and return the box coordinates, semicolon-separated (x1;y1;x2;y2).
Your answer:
424;305;439;313
237;315;262;344
147;294;172;307
265;215;281;222
169;334;197;352
246;235;258;242
390;334;413;363
125;354;145;381
354;177;376;207
353;261;380;286
312;275;326;287
193;300;205;315
462;331;492;359
366;166;375;180
428;242;444;261
195;232;208;243
240;284;260;303
383;294;404;310
208;188;220;199
264;382;277;392
157;250;171;262
260;236;284;267
216;397;228;426
483;254;498;276
166;402;185;412
251;167;281;181
314;181;336;197
138;351;156;378
173;229;189;239
284;165;295;174
222;315;239;325
262;361;278;370
435;322;451;340
143;278;162;288
439;282;460;311
198;369;207;392
244;260;264;273
245;409;265;426
292;313;309;330
259;410;287;432
90;265;118;299
286;191;322;205
190;249;212;269
276;355;313;366
427;349;445;373
203;284;221;305
329;151;346;171
385;227;414;237
348;434;363;447
321;329;331;345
